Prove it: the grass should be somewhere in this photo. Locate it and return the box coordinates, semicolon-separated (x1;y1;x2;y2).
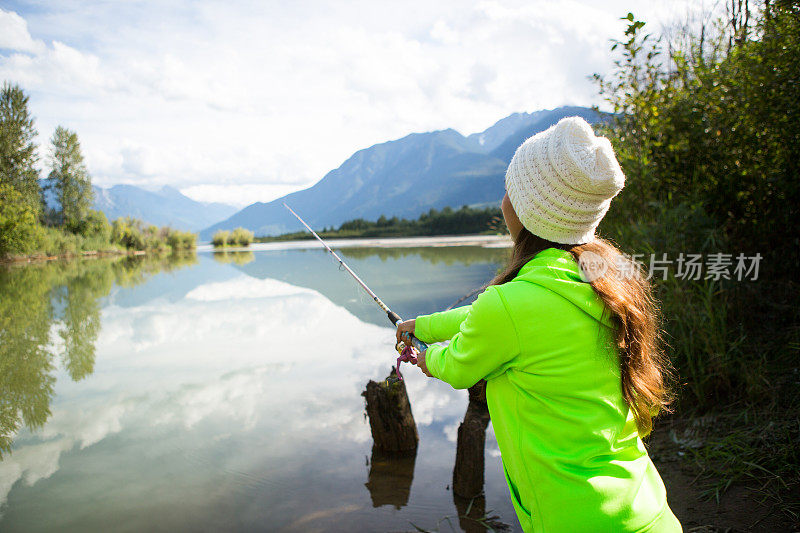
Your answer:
599;201;800;521
34;226;123;257
662;399;799;523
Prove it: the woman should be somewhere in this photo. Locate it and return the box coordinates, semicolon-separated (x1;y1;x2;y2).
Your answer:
397;117;681;532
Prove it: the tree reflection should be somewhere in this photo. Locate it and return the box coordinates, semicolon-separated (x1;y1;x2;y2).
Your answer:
339;245;509;266
0;253;197;456
212;250;255;265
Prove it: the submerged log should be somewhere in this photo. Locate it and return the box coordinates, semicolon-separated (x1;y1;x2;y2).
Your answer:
364;446;417;509
453;380;490;499
362;367;418;452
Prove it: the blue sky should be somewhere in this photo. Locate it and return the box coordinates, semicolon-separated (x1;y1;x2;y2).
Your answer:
0;0;710;207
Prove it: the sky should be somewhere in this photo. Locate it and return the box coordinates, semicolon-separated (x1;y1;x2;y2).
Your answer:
0;0;708;207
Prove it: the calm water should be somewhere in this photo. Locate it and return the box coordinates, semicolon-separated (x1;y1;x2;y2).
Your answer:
0;242;521;532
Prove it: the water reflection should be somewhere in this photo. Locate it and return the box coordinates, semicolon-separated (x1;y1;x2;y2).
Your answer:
364;447;417;509
0;253;197;455
0;248;520;532
340;246;509;266
234;245;507;327
212;250;255;265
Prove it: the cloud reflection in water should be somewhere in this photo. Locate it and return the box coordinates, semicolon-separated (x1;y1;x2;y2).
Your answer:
1;255;518;531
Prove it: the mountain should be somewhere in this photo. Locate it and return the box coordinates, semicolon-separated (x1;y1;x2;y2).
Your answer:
43;183;238;231
488;106;606;163
467;111;547;152
92;185;237;231
200;106;605;239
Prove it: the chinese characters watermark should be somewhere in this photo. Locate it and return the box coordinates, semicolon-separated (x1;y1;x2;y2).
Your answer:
578;252;762;282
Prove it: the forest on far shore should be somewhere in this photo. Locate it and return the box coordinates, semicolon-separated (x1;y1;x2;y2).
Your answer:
255;205;505;242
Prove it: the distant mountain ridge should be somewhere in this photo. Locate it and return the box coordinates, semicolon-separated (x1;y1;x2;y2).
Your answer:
466;111;547;152
93;185;237;231
42;183;238;232
200;106;605;239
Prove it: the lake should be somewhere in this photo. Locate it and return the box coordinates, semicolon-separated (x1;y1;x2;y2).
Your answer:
0;238;522;532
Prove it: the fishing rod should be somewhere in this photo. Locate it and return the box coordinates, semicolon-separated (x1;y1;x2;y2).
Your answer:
283;203;428;384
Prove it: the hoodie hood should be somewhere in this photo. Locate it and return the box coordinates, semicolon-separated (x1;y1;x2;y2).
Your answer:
514;247;613;329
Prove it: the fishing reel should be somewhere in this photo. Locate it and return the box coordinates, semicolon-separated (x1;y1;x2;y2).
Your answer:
385;337;419;386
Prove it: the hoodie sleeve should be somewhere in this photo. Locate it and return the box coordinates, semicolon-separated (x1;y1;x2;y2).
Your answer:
424;286;520;389
414;304;472;343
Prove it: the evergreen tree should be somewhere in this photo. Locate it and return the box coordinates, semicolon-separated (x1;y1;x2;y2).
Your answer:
47;126;94;231
0;82;41;215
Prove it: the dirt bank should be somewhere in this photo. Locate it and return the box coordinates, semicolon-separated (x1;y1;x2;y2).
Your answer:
648;422;798;532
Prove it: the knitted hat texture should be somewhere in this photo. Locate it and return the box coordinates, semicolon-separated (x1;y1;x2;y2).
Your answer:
504;116;625;244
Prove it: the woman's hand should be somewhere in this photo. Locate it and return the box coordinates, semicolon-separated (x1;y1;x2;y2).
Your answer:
415;350;433;378
396;319;433;378
396;319;416;345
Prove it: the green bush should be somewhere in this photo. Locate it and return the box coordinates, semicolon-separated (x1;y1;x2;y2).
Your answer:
165;228;197;250
0;183;40;256
111;218;146;250
213;228;253;247
37;226;81;256
594;6;800;411
230;227;254;247
75;210;111;241
595;8;799;279
212;230;231;247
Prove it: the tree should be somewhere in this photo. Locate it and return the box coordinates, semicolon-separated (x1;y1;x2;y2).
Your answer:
0;182;40;255
46;126;94;231
0;82;41;216
79;209;111;240
594;5;799;276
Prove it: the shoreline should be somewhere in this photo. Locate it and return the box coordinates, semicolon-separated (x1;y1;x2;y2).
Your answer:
0;248;182;265
199;234;513;253
2;234;512;264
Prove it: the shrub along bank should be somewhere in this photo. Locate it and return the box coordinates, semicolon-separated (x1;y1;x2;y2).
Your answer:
593;4;798;521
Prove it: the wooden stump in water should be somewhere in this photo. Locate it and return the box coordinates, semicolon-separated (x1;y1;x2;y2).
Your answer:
453;380;491;499
454;492;511;533
454;493;487;533
362;367;418;452
364;446;417;509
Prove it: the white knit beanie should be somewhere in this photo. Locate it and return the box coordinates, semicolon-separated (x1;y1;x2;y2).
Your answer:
504;116;625;244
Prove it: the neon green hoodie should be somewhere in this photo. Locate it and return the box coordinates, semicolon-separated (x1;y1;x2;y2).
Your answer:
414;248;681;532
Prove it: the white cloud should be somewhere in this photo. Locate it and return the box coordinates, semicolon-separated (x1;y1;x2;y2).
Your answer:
0;272;466;509
1;2;706;206
185;276;314;301
0;9;45;54
0;438;74;507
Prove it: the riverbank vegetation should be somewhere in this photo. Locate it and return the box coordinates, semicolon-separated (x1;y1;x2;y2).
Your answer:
255;205;505;242
212;227;254;247
0;83;197;260
594;3;798;522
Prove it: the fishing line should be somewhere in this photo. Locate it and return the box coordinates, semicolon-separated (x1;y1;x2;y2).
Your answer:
444;283;489;311
284;203;429;384
330;251;371;306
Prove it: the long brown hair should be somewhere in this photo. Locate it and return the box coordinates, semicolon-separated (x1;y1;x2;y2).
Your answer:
492;228;674;435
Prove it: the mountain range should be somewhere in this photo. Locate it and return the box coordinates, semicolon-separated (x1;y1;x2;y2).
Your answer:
42;183;238;232
199;106;605;239
92;185;238;232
